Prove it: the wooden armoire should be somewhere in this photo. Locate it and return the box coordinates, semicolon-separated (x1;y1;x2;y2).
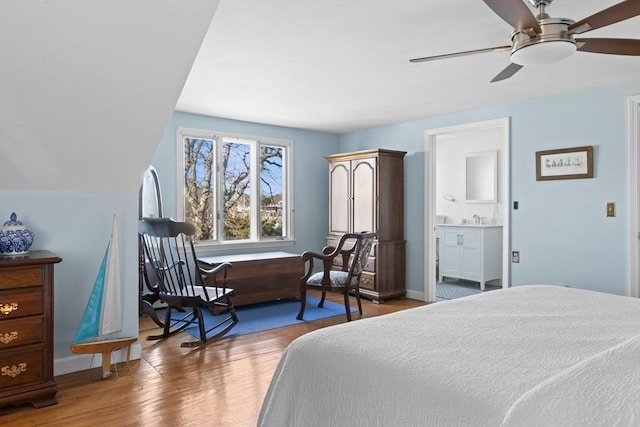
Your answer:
325;149;406;303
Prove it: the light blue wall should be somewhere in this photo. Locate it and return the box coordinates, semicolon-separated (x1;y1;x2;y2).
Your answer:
0;112;338;369
152;111;340;257
509;84;633;292
340;79;640;296
0;190;139;360
1;80;635;372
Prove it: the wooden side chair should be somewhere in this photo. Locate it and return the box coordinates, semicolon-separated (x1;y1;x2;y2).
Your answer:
139;217;238;347
297;231;376;322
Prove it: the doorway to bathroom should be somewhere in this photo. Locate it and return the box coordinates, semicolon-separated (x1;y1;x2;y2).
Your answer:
423;118;510;302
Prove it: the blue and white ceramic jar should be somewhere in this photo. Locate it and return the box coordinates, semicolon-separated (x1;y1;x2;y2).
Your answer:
0;213;34;255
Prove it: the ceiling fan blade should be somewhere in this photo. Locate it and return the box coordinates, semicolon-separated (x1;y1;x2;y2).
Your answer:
409;45;511;63
576;38;640;55
568;0;640;34
490;63;524;83
482;0;541;33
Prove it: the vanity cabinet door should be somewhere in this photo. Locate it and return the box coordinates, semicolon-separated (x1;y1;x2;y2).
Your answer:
460;230;481;279
439;228;462;279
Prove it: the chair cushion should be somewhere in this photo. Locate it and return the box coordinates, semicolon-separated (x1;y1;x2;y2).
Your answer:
307;271;357;288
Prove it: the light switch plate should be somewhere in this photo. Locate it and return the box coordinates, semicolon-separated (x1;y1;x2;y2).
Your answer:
606;202;616;217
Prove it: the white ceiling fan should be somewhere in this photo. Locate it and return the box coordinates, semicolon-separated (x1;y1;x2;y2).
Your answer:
410;0;640;82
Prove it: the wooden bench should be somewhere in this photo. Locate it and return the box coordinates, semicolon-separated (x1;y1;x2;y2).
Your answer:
198;251;304;307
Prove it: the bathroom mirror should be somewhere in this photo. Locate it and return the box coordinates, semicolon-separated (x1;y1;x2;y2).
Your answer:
465;150;497;203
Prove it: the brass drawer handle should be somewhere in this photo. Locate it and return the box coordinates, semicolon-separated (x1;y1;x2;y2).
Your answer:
1;363;27;378
0;331;18;344
361;278;370;285
0;303;18;315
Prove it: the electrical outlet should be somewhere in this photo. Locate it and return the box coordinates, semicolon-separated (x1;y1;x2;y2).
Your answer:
512;250;520;263
606;202;616;217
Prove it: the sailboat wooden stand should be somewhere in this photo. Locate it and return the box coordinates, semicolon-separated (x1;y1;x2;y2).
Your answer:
70;214;136;379
70;337;137;379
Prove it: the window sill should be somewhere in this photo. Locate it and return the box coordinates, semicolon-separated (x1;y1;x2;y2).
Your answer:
193;239;295;254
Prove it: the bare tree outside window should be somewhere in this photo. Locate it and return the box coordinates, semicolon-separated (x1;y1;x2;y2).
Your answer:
222;141;251;240
184;137;215;240
182;133;286;243
260;145;284;238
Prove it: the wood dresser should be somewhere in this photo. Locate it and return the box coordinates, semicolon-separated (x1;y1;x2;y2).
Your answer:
198;251;304;307
325;149;406;303
0;250;61;409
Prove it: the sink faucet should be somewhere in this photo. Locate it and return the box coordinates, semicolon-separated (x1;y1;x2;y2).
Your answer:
472;214;480;224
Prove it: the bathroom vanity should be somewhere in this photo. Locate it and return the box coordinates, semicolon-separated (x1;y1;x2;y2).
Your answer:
438;224;502;290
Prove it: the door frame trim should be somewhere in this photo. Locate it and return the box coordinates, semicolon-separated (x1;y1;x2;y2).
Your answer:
628;95;640;298
423;117;510;302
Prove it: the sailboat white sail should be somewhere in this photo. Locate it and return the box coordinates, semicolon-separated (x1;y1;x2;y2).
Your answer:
70;214;136;379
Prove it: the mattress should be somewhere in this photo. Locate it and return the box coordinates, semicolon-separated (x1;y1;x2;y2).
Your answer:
258;285;640;426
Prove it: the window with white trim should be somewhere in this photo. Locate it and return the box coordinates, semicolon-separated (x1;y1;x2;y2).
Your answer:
177;127;293;247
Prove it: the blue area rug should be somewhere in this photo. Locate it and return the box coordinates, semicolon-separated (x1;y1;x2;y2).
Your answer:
166;296;355;340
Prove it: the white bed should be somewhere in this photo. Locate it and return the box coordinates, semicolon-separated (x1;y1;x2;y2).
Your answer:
258;285;640;427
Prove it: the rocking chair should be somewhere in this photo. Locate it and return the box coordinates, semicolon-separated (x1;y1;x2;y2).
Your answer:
297;232;376;322
139;217;238;347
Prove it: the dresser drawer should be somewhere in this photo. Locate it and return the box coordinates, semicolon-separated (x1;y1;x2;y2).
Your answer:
0;289;44;320
360;272;376;291
0;251;60;409
0;316;44;349
0;266;44;290
0;344;44;389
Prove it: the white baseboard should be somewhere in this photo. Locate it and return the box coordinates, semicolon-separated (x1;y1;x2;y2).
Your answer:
405;289;425;302
54;342;142;376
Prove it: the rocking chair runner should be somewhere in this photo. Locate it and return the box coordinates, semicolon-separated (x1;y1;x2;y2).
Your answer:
297;232;376;322
139;217;238;347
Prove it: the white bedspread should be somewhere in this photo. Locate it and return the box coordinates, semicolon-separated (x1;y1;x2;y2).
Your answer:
258;285;640;427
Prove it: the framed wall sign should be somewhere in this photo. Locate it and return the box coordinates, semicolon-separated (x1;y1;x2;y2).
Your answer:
535;146;593;181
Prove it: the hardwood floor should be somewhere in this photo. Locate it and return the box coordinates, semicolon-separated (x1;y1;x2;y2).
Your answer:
0;292;426;426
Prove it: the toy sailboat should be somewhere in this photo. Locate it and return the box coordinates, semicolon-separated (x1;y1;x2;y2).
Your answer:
70;214;136;379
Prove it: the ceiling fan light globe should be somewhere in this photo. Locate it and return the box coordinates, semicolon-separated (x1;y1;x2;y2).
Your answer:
511;40;577;66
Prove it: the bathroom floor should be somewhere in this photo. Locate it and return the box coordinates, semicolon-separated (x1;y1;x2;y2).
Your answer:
436;278;501;301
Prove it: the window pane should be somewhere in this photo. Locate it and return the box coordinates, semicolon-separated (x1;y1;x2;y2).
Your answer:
222;139;251;240
179;128;292;246
260;145;284;238
183;137;216;240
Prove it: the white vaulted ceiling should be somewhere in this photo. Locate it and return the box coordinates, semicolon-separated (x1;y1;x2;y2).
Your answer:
177;0;640;133
1;0;638;192
0;0;219;192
